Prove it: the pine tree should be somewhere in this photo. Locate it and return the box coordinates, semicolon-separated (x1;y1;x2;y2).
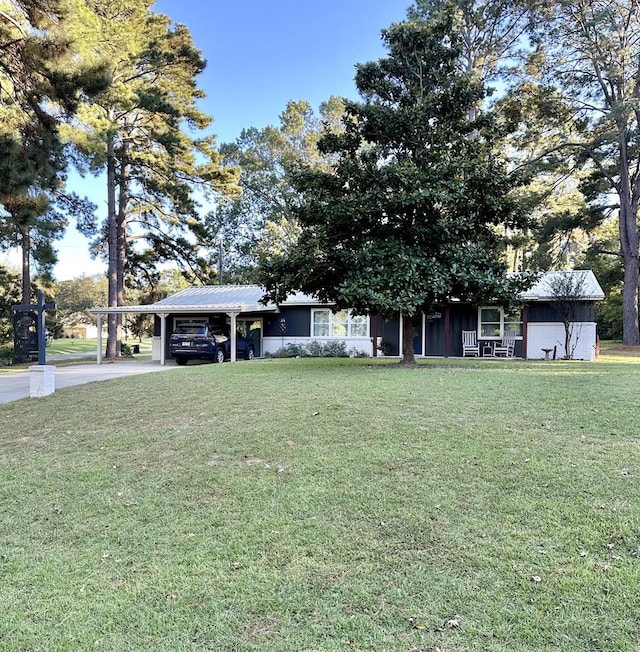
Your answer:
63;0;240;357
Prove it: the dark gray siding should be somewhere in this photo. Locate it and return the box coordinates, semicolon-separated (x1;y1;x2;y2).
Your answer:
378;316;400;356
528;302;595;322
425;305;477;357
264;307;310;337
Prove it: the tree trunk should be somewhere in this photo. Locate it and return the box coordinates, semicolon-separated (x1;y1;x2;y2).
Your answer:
621;252;640;345
106;133;119;358
116;146;129;344
563;321;572;360
401;316;416;365
617;141;640;346
20;224;30;305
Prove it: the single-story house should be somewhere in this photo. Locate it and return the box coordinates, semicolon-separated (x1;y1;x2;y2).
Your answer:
89;270;604;364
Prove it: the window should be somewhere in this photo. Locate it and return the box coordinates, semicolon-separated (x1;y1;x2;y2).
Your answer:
174;316;208;329
311;309;369;337
479;307;522;338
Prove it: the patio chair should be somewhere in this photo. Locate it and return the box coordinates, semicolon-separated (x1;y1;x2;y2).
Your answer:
493;332;517;358
462;330;480;357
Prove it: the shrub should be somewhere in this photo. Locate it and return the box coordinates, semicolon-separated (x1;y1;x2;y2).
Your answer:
0;342;13;367
349;347;370;358
306;341;324;357
267;343;309;358
321;340;348;357
267;340;351;359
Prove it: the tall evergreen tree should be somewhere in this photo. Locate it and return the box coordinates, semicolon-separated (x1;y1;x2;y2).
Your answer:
62;0;240;358
259;13;532;364
0;0;108;302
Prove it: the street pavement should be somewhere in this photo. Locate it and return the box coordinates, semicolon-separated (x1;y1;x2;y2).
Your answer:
0;359;179;405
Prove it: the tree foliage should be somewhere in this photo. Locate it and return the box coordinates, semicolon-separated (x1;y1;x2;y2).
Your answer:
52;273;107;331
207;98;344;283
62;0;240;357
0;0;108;302
0;264;21;343
259;13;533;363
507;0;640;345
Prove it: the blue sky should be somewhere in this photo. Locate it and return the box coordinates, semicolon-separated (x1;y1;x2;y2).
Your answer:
3;0;413;280
153;0;413;144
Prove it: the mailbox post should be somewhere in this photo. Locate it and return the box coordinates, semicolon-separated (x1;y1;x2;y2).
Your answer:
12;292;56;397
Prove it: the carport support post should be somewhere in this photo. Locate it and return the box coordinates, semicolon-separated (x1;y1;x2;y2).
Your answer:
228;312;237;362
159;313;167;365
96;314;103;364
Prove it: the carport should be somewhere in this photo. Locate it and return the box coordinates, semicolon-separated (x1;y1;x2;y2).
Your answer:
89;285;279;365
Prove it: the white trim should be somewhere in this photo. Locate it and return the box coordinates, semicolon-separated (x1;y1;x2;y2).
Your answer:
310;308;370;338
478;306;523;339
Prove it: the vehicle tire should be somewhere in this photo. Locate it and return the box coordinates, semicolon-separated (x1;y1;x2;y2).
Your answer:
215;348;225;364
175;357;188;366
245;346;254;361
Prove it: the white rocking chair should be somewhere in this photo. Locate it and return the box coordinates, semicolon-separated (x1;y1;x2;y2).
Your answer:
493;332;517;358
462;330;480;357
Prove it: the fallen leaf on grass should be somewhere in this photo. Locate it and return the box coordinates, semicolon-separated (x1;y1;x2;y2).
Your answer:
409;615;426;630
531;575;542;583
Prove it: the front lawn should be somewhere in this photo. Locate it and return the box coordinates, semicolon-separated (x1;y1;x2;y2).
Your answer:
46;338;152;356
1;356;639;651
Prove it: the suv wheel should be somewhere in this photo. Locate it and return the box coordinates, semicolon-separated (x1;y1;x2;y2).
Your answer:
215;348;225;364
175;357;188;366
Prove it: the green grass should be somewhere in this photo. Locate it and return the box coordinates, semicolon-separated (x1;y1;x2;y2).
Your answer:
46;338;152;356
1;355;639;651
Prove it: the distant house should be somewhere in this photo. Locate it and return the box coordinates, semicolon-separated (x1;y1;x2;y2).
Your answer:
89;270;604;364
60;312;106;340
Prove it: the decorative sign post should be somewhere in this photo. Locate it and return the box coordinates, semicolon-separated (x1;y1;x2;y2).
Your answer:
12;291;56;397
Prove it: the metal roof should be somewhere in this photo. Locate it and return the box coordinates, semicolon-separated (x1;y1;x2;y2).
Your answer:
90;272;604;316
152;285;277;312
90;285;281;315
520;270;605;301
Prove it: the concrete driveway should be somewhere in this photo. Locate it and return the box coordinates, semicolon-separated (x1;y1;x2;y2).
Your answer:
0;360;179;405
